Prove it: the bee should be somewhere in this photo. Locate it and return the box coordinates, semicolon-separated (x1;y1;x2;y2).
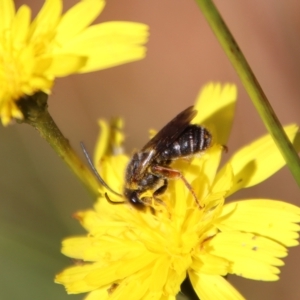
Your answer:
82;106;212;209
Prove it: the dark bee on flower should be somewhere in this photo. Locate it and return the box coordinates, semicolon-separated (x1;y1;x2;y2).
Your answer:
122;106;212;209
82;106;212;209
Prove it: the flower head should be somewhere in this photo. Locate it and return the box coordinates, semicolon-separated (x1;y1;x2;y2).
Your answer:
0;0;148;125
55;83;300;300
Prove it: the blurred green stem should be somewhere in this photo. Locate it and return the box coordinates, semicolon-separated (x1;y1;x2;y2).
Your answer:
195;0;300;186
17;92;99;197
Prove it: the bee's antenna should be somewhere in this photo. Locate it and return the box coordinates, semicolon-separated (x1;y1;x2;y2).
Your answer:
104;192;125;205
80;142;123;197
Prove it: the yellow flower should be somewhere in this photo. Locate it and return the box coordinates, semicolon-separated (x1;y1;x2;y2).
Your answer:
55;83;300;300
0;0;148;125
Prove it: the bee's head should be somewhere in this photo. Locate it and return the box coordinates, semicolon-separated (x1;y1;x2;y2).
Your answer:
124;188;146;210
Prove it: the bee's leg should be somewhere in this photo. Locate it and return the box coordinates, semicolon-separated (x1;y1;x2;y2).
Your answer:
153;179;168;205
139;196;153;206
153;179;168;197
151;165;202;208
140;190;165;214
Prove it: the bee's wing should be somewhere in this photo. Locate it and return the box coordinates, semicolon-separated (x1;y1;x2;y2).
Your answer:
142;106;197;160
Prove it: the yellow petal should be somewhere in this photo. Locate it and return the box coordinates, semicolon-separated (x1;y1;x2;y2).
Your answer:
98;154;129;194
193;83;237;145
189;271;245;300
25;76;53;94
207;231;287;281
74;210;103;232
60;22;149;72
148;257;169;292
39;54;87;76
109;118;125;155
200;145;223;193
56;0;105;43
94;120;109;165
92;197;130;222
0;0;15;31
63;22;149;51
29;0;62;40
1;101;23;125
86;253;156;286
11;5;31;47
173;144;223;208
192;252;229;276
187;145;223;207
216;199;300;247
84;288;109;300
169;173;188;227
94;118;125;165
80;42;147;73
210;163;233;197
160;296;176;300
220;124;300;195
109;269;152;300
61;237;90;260
55;263;108;293
62;227;147;262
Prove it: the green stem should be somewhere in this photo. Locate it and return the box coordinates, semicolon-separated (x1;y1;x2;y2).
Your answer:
194;0;300;186
17;92;99;198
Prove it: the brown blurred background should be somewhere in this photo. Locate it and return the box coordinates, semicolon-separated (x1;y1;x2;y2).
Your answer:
1;0;300;299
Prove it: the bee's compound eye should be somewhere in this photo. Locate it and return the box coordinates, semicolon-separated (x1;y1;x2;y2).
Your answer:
124;189;145;210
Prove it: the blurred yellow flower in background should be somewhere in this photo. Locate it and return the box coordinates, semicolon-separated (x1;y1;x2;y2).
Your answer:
55;83;300;300
0;0;149;125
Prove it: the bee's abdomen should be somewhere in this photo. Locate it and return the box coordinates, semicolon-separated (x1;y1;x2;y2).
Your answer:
162;125;212;160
